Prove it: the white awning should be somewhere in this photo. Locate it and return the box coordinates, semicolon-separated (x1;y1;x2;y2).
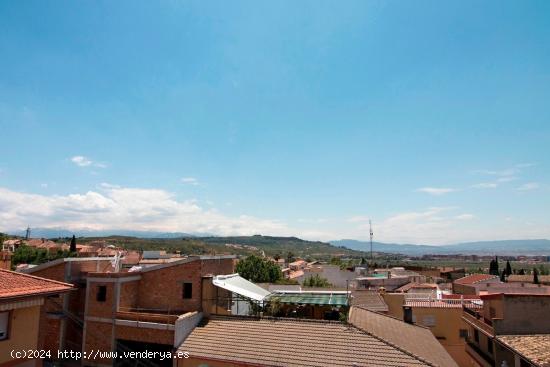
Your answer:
212;274;271;302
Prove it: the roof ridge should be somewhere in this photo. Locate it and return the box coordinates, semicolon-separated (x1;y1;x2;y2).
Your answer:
348;308;436;367
209;314;345;325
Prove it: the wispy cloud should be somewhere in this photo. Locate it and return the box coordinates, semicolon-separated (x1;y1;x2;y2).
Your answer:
455;213;475;220
496;176;517;183
416;187;456;196
516;182;540;191
70;155;106;168
471;182;498;189
180;177;199;186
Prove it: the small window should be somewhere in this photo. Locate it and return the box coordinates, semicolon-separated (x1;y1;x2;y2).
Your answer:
182;283;193;299
459;329;468;338
422;315;436;327
97;285;107;302
474;329;479;343
0;311;9;340
487;339;493;354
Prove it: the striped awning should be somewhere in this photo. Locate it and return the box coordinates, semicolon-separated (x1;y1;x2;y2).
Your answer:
268;291;349;306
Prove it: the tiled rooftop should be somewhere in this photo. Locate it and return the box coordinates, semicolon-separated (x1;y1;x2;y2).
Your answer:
179;315;432;366
454;274;498;285
508;274;550;284
349;306;458;367
350;290;389;312
0;269;73;299
497;334;550;367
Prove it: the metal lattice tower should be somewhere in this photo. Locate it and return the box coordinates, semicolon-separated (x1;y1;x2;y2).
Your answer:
369;219;373;261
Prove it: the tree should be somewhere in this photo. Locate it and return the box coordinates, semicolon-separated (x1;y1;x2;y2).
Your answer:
273;254;281;261
302;274;332;288
286;251;295;264
518;268;526;275
236;255;282;283
489;257;500;276
500;270;506;282
360;257;367;265
70;235;77;253
505;260;512;276
534;268;540;285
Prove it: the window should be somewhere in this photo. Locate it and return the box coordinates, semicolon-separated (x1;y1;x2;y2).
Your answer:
459;329;468;338
0;311;9;341
487;339;493;355
97;285;107;302
422;315;436;327
474;329;479;343
182;283;193;299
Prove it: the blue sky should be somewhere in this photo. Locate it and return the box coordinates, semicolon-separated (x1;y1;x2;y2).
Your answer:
1;0;549;244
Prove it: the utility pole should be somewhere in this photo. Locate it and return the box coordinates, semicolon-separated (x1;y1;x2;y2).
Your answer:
369;219;373;262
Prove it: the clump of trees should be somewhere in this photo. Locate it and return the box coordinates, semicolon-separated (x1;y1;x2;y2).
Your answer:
302;274;332;288
11;245;75;268
236;254;282;283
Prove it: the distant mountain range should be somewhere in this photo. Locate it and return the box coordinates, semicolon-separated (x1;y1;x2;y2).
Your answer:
5;228;550;256
331;239;550;256
7;228;208;239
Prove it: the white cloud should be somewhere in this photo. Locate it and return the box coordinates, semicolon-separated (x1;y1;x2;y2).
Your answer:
71;156;92;167
516;182;540;191
496;176;517;183
416;187;456;196
181;177;199;186
351;207;549;244
70;156;106;168
471;183;497;189
40;183;48;188
0;186;292;237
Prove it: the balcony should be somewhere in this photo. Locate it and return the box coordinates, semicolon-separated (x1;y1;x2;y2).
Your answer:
116;307;187;325
465;340;494;367
462;306;495;336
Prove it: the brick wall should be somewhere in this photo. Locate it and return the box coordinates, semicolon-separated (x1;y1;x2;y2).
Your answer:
87;282;116;318
119;281;139;309
84;321;113;365
138;261;202;312
115;325;173;346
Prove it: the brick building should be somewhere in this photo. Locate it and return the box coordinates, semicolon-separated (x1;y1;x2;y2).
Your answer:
25;255;236;366
0;269;73;367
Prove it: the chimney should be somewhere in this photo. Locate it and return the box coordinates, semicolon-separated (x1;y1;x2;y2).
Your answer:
403;306;413;324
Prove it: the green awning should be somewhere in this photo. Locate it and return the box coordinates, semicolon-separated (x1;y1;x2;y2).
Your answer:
268;292;349;306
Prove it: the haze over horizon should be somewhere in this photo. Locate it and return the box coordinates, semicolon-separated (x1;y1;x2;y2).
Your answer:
1;1;549;245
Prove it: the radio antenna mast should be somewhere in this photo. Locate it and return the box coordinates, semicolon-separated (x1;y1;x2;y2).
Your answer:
369;219;373;261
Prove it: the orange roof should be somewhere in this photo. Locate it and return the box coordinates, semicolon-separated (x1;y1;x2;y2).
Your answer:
288;270;304;279
0;269;74;300
454;274;498;285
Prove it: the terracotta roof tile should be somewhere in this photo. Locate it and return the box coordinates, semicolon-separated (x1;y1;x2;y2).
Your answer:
454;274;498;285
349;306;458;367
0;269;74;299
179;315;432;366
497;334;550;367
351;290;389;312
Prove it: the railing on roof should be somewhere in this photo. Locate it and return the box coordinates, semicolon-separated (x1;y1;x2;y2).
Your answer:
116;307;187;324
462;308;495;336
